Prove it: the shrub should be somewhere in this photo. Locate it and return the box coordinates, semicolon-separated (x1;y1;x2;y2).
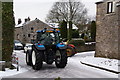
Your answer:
85;38;94;42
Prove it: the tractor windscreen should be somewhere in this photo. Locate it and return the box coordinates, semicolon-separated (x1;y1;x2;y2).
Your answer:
37;31;60;45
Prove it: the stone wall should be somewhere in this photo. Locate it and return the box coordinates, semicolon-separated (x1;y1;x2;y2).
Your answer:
118;5;120;59
95;0;120;59
14;27;23;43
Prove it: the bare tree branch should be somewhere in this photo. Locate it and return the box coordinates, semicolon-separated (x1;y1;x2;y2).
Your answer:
45;0;88;28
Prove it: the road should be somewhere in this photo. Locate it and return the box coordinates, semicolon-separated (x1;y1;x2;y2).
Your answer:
5;50;118;78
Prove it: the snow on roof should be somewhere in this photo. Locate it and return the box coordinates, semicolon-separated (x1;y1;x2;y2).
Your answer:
47;23;78;29
15;20;31;27
72;24;78;29
15;23;23;27
15;19;38;27
47;23;59;28
116;1;120;6
67;24;78;29
22;21;31;26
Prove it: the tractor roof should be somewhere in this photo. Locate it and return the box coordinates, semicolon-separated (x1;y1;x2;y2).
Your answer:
36;28;60;33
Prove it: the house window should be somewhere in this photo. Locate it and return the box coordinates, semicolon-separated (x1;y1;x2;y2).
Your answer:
107;2;115;13
17;34;20;39
31;27;34;30
23;35;25;37
28;34;30;37
31;27;34;33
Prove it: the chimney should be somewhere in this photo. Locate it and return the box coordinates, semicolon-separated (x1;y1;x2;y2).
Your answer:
25;18;28;22
18;18;22;24
28;17;30;21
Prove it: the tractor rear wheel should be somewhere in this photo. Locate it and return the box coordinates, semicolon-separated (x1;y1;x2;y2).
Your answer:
31;48;43;70
26;50;32;66
55;49;67;68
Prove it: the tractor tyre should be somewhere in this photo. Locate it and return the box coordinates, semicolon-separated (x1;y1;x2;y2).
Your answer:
55;49;67;68
31;48;43;70
26;50;32;66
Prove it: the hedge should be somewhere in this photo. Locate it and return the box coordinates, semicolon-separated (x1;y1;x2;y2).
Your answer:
68;39;85;46
2;2;15;68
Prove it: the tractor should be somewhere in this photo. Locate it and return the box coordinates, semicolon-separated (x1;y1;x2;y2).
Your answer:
26;28;68;70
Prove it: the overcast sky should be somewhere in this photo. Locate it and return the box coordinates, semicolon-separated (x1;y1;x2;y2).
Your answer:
13;0;101;24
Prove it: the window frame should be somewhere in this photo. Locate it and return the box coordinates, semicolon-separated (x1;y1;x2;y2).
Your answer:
28;34;31;37
31;27;34;33
107;2;115;14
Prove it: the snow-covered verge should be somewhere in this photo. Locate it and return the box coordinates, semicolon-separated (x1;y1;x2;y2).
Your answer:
0;50;27;79
80;57;119;73
0;67;27;79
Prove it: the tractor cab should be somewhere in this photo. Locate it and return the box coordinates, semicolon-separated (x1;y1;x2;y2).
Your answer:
36;29;60;45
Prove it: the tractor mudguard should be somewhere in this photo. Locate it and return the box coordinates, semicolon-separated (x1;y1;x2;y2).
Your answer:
34;43;45;50
57;43;67;49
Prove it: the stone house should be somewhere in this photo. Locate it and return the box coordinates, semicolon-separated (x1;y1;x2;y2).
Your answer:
14;18;51;44
95;0;120;59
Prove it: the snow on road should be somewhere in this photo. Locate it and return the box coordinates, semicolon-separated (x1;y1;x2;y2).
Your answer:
68;53;118;78
0;67;27;79
80;57;119;72
0;50;119;78
0;50;28;79
73;51;119;73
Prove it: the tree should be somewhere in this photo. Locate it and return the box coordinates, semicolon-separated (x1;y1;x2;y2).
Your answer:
2;2;15;68
90;21;96;41
59;20;67;39
46;0;88;40
72;29;79;38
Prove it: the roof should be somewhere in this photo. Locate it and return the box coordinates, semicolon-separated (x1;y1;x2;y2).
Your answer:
95;0;104;4
15;23;23;27
22;21;31;26
116;1;120;6
96;0;120;4
15;19;51;28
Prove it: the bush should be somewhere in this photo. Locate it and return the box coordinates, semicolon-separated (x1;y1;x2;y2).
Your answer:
85;38;94;42
68;39;85;46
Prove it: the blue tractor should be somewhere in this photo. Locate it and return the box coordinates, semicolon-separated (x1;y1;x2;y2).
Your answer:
26;28;68;70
